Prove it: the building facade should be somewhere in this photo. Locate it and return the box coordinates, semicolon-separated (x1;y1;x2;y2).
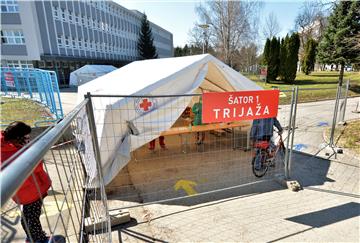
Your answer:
1;0;173;85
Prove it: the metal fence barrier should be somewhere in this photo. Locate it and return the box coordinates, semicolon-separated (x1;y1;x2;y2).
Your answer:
0;98;110;242
2;86;350;242
0;68;63;127
88;94;292;212
289;83;353;159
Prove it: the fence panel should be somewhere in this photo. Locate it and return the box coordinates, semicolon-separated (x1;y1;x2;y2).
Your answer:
0;99;110;243
89;94;288;212
0;68;63;128
288;84;356;160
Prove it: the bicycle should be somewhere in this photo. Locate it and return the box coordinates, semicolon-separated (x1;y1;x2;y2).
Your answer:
251;132;286;178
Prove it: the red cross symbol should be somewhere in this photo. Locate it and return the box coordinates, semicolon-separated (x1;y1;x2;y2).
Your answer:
139;98;152;111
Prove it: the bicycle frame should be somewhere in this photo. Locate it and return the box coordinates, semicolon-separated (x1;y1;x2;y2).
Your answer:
252;132;286;177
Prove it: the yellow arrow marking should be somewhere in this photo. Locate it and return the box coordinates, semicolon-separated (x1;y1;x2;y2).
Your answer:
174;179;198;196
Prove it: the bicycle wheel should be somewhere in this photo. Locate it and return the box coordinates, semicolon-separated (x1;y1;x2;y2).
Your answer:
252;150;269;178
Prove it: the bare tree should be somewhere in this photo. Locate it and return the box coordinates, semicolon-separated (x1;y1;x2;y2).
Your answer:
234;42;259;72
262;12;281;39
188;26;202;46
188;25;210;54
295;1;328;46
194;0;261;67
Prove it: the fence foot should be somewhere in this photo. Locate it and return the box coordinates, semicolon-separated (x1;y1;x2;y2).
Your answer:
337;121;347;126
85;210;131;234
274;174;302;192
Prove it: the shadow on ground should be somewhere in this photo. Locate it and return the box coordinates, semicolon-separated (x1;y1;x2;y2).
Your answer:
290;151;333;187
286;202;360;228
59;87;78;93
107;150;336;209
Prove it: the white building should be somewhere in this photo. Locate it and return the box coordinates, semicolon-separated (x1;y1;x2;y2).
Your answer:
1;0;173;85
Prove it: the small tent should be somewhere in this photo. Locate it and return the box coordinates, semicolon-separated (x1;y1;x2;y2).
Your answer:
70;65;117;86
77;54;262;185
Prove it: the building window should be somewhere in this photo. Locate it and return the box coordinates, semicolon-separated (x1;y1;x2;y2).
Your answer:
65;36;70;47
57;35;63;46
1;0;19;13
61;9;66;21
53;6;59;19
68;10;72;22
20;60;33;68
72;37;76;48
3;60;33;68
75;13;80;24
78;39;83;49
1;30;25;44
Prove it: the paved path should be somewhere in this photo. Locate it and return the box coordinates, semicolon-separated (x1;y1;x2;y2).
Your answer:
277;97;360;163
110;151;359;242
59;88;78;115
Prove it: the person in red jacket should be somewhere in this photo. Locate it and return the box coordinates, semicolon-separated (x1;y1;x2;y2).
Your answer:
1;122;54;242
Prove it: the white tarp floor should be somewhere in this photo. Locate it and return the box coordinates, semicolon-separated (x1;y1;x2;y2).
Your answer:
77;54;262;185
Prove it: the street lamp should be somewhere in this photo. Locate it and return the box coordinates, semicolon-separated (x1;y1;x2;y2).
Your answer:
198;24;209;54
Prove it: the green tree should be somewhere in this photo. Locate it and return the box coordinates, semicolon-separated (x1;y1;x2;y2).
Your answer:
262;38;271;65
317;1;360;86
284;32;300;83
183;44;190;55
174;47;183;57
267;37;280;81
137;13;158;59
301;38;318;75
279;35;289;80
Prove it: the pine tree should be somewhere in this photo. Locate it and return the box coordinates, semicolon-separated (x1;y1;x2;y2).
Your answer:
263;38;271;65
302;38;318;75
317;1;360;86
267;37;280;81
279;35;289;80
183;44;190;55
137;13;158;59
284;32;300;83
174;47;183;57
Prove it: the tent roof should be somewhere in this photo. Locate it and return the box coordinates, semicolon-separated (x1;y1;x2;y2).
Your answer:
78;54;261;98
71;64;117;75
77;54;263;185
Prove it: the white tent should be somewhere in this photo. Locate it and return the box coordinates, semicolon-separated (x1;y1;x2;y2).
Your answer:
70;65;117;86
77;54;262;185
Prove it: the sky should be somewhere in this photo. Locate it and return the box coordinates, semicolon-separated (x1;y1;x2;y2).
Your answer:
115;0;309;47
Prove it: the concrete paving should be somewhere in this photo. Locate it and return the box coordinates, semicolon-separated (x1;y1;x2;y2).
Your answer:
59;88;78;115
109;151;360;242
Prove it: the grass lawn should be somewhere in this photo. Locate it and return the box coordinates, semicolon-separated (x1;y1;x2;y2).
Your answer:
326;119;360;155
244;71;360;104
0;97;54;128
